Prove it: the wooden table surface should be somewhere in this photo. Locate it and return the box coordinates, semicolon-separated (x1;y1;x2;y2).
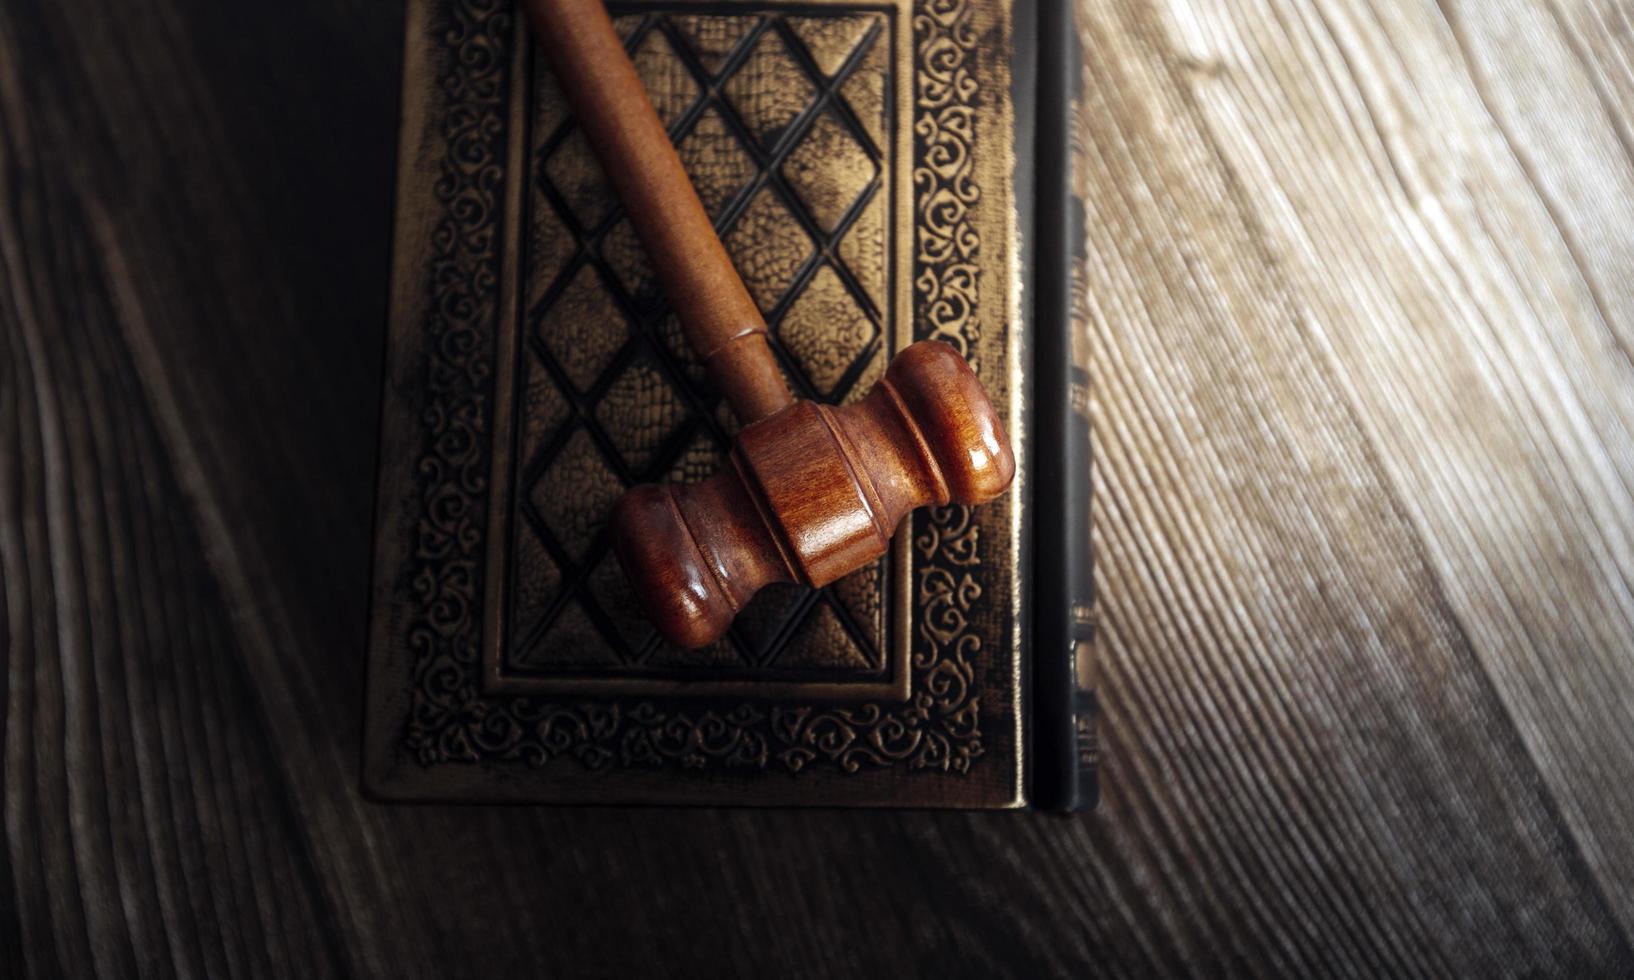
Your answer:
3;0;1632;976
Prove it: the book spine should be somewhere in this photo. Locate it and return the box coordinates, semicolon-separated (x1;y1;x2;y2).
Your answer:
1066;364;1098;809
1032;0;1098;811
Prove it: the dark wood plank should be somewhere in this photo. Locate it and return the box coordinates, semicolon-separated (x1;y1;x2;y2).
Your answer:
3;0;1633;976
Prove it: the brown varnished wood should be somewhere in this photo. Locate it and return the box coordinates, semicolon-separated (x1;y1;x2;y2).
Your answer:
522;0;1016;648
521;0;792;424
614;340;1014;648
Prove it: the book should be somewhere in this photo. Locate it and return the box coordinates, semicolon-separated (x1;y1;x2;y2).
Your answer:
365;0;1095;808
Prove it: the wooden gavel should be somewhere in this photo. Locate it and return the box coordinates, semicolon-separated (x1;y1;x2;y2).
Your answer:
526;0;1015;648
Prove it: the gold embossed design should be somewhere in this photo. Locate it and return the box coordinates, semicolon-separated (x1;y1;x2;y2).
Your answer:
722;28;815;149
723;188;814;314
782;108;877;233
542;130;616;230
778;264;876;399
516;600;621;668
536;265;629;391
626;26;701;125
594;352;688;473
527;428;621;563
387;0;1015;789
493;7;902;694
788;15;877;78
672;14;757;76
676;108;757;219
776;603;875;670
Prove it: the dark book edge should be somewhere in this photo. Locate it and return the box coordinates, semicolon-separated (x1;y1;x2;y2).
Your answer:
1030;0;1099;811
1011;0;1038;811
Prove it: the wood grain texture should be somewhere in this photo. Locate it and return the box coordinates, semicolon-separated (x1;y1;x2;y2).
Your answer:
1;0;1630;977
613;340;1014;651
520;0;794;426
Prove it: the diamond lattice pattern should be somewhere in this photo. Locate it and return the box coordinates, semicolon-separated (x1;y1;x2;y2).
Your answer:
509;10;893;677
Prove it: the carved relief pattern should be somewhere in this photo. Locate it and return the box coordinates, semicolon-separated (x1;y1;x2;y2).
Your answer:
512;9;893;679
403;0;993;775
911;0;982;368
404;0;514;764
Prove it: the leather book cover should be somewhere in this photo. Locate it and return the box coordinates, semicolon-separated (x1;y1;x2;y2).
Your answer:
366;0;1041;806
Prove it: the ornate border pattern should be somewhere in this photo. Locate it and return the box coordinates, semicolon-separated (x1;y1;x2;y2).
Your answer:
402;0;989;775
405;0;514;764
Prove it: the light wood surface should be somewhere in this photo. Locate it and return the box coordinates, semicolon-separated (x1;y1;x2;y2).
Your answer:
1078;0;1634;971
1;0;1631;976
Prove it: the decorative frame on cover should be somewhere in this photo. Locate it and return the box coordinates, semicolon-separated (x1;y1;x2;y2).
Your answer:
483;7;913;700
366;0;1023;806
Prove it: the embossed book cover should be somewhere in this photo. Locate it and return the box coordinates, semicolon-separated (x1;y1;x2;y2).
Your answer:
366;0;1092;806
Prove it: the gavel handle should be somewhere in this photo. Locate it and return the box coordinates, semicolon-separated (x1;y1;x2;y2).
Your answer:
522;0;795;425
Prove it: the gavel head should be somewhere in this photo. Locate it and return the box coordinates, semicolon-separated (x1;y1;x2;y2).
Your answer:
611;340;1015;649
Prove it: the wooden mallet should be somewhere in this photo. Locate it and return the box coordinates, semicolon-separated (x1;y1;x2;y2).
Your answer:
524;0;1015;648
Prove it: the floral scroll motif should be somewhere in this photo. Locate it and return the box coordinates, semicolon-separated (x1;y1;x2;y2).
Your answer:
406;0;513;765
403;0;992;776
911;0;982;369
